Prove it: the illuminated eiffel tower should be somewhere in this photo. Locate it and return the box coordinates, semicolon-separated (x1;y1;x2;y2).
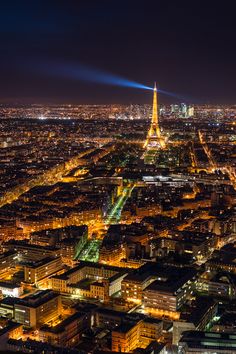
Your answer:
144;82;165;150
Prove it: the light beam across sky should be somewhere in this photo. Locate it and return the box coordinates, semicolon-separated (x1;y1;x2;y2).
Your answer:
34;60;153;91
25;58;194;101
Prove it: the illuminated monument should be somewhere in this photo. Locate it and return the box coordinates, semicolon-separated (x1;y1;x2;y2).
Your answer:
144;83;166;163
144;82;165;150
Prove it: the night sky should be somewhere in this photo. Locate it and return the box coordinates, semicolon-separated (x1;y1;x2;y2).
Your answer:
0;1;236;104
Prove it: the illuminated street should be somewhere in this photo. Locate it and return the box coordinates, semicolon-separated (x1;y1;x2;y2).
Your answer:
105;184;135;224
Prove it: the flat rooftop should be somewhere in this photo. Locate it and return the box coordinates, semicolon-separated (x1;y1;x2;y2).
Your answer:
40;312;85;334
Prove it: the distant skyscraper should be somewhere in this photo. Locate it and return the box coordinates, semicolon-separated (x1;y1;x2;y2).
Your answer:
188;106;194;117
171;104;179;114
181;103;187;117
171;104;194;118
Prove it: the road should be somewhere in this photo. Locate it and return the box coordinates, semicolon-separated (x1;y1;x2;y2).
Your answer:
75;239;101;262
198;130;216;170
105;183;135;225
198;130;236;189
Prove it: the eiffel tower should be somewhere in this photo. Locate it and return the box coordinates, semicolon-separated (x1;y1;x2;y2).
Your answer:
144;82;165;150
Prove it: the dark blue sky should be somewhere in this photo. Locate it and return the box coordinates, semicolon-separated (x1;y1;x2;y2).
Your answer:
0;0;236;104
